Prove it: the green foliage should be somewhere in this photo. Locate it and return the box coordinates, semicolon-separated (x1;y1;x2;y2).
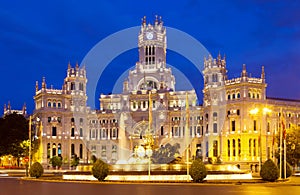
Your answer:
90;155;97;164
152;143;180;164
91;159;109;181
0;113;28;157
276;126;300;167
71;154;80;167
260;159;279;182
190;158;207;182
29;162;44;178
49;156;62;168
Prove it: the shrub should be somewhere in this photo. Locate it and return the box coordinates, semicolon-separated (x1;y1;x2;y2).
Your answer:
190;158;207;182
49;156;62;168
71;155;80;168
29;162;44;178
91;159;109;181
260;159;279;182
91;155;97;164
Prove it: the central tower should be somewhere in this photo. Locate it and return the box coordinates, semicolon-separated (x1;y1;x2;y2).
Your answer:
138;16;166;68
125;16;175;93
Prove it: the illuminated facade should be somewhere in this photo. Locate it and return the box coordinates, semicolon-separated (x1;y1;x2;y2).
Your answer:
32;17;300;170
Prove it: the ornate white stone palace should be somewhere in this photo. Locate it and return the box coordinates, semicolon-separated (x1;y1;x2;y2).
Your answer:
32;17;300;170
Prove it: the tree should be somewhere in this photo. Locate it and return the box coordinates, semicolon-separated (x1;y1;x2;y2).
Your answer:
49;156;62;168
92;159;109;181
71;154;80;168
275;125;300;167
190;158;207;182
0;113;29;162
260;159;279;182
285;126;300;167
29;162;44;178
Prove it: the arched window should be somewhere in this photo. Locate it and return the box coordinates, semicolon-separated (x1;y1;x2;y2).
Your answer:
79;144;83;159
233;139;236;157
71;128;75;137
213;112;218;118
238;139;241;156
249;139;252;156
53;102;56;108
213;140;218;157
79;128;83;137
227;140;230;157
57;102;61;108
58;143;62;156
71;144;75;155
161;126;164;136
213;123;218;133
71;82;75;90
253;139;257;156
237;93;240;99
52;143;56;156
48;101;51;107
47;143;51;158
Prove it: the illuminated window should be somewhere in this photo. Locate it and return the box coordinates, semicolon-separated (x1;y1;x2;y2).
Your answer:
213;140;218;157
227;140;231;157
233;139;236;156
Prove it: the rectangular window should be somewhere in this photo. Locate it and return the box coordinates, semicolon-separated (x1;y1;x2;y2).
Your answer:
231;120;236;132
213;140;218;157
71;128;75;137
52;127;57;136
254;120;257;131
213;123;218;133
228;140;230;157
79;128;83;137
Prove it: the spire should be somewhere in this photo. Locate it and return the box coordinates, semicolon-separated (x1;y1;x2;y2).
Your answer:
159;16;162;24
22;103;26;114
7;101;11;110
68;61;71;69
217;51;222;66
142;16;146;26
75;62;79;69
155;15;158;25
241;64;248;78
261;66;265;82
4;104;7;113
35;81;39;92
42;77;46;89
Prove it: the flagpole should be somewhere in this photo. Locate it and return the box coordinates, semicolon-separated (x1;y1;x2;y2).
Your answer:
185;93;190;181
29;116;32;171
279;110;283;179
284;138;286;179
283;115;287;179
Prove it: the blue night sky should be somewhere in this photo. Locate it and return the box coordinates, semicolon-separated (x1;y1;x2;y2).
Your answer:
0;0;300;113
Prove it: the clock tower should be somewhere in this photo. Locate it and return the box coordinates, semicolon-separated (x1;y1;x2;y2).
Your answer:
138;16;167;69
125;16;175;92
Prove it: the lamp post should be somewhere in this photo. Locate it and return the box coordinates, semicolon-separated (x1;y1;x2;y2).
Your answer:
28;116;32;174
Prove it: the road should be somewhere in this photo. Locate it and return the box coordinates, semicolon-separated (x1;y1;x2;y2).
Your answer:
0;177;299;195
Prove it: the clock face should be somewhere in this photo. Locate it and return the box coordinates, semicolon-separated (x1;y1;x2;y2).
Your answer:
146;32;153;40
